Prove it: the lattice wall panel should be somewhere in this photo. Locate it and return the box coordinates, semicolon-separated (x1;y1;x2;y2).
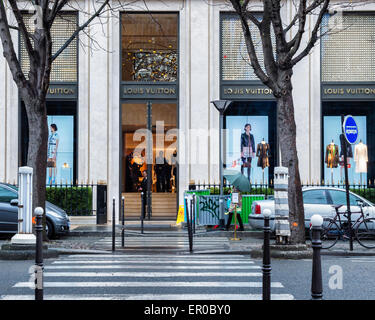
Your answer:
321;14;375;82
221;14;275;81
20;13;77;82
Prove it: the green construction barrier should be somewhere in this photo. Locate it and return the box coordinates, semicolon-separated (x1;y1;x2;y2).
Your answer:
231;194;265;224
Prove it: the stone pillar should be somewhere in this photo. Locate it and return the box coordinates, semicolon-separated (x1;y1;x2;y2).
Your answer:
274;166;291;244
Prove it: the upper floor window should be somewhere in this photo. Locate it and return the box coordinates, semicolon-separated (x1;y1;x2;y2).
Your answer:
121;13;178;82
20;12;78;83
221;13;275;81
321;13;375;82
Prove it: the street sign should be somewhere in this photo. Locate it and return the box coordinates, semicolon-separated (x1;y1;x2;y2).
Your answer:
342;115;358;145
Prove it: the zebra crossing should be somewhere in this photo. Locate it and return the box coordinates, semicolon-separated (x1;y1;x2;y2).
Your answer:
0;254;294;300
93;235;231;251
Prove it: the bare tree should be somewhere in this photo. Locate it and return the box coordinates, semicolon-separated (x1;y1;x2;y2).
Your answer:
0;0;117;238
228;0;336;244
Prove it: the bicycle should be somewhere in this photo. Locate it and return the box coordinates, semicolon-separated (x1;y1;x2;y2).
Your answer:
309;200;375;249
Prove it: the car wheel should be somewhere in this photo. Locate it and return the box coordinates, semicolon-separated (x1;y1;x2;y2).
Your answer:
46;219;54;239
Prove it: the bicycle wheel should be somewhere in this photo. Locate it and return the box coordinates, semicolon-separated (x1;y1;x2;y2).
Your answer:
309;218;340;249
356;218;375;249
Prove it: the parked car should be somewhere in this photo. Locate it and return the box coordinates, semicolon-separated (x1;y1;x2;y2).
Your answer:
0;183;70;238
248;187;375;231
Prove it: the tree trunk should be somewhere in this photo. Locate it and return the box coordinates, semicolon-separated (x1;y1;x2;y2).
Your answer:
277;88;305;244
24;97;49;240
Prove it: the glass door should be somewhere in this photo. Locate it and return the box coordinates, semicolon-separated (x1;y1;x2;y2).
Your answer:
122;102;177;218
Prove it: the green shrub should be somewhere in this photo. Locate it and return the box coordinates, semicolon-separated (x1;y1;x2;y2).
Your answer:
46;186;93;216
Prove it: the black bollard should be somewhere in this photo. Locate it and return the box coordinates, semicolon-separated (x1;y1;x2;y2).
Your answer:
311;214;323;300
34;207;44;301
141;192;144;234
185;196;193;252
121;196;125;248
112;197;116;252
192;195;196;235
262;209;272;301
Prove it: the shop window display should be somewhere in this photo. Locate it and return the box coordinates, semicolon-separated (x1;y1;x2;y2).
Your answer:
46;116;74;185
225;116;270;184
323;116;367;184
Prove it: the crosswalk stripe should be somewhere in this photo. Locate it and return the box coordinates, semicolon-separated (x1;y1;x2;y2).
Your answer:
13;281;283;288
52;260;254;265
59;254;249;259
0;294;294;300
43;272;263;277
45;265;260;270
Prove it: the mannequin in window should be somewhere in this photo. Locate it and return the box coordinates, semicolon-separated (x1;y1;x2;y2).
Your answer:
325;140;339;184
256;139;271;169
354;140;368;174
240;123;255;181
325;140;339;168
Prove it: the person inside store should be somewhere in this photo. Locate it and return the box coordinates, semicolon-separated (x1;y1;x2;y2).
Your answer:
125;151;134;192
164;157;172;192
225;187;244;231
171;150;177;192
138;170;148;218
155;151;167;192
240;123;255;181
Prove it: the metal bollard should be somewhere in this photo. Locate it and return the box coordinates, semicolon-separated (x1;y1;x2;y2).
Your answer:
121;196;125;248
141;192;144;234
311;214;323;300
185;196;193;252
192;194;196;235
34;207;44;301
262;209;272;300
112;197;115;252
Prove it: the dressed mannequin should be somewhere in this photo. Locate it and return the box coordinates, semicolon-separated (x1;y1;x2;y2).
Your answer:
256;139;271;185
240;123;255;181
354;140;368;184
325;140;339;184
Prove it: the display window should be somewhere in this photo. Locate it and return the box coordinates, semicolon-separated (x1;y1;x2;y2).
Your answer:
20;101;77;185
322;102;375;185
224;101;276;185
323;116;367;185
46;115;74;185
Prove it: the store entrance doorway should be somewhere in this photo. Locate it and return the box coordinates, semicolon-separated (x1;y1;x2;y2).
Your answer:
121;102;178;219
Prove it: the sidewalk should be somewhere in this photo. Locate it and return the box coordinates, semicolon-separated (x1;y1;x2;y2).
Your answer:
1;216;374;259
58;216;375;258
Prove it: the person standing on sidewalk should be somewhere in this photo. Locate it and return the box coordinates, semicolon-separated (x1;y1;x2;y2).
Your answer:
225;188;244;231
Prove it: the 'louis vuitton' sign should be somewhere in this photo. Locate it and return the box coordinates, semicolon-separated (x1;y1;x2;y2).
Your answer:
47;83;77;100
121;83;178;100
322;83;375;100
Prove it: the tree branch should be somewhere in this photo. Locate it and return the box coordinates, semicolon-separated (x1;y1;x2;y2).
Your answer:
51;0;110;61
0;0;30;94
291;0;329;66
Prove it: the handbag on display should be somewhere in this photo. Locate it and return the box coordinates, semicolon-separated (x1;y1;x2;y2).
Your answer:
47;158;55;168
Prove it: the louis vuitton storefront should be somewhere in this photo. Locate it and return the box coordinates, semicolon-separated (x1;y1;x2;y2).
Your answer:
120;12;179;218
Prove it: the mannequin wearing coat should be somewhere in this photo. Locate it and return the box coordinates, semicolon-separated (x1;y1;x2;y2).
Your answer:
354;141;368;173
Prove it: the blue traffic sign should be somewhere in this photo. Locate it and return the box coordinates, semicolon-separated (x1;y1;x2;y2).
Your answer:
342;115;358;145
